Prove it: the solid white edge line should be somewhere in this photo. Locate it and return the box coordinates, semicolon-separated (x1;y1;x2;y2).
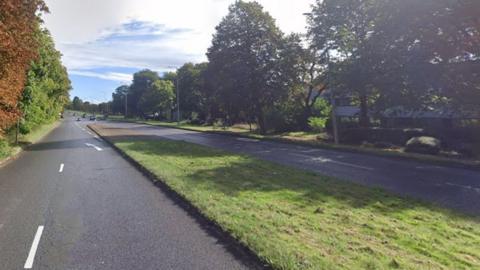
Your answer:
24;226;44;269
59;163;64;173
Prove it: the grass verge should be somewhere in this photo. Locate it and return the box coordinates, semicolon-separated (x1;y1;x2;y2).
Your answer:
0;121;60;164
109;135;479;270
109;118;480;170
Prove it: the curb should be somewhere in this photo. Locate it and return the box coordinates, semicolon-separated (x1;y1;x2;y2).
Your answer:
87;124;271;270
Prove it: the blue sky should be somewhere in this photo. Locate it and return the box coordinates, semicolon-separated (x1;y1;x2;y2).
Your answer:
43;0;313;103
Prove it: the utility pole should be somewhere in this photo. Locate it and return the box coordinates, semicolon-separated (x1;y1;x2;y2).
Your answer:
327;50;340;144
176;76;180;125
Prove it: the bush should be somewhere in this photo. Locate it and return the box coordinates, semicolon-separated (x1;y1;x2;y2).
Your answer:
308;117;328;132
405;136;442;155
0;139;10;159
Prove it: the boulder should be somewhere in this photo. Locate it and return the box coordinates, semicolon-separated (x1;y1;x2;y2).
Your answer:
405;136;441;155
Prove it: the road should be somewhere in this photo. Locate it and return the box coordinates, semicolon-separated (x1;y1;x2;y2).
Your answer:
0;118;263;270
97;121;480;216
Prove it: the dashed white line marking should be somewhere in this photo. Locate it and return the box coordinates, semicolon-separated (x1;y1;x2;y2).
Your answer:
85;143;103;151
24;226;44;269
292;153;374;171
59;163;64;173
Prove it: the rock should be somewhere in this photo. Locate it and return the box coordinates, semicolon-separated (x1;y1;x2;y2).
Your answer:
405;136;441;155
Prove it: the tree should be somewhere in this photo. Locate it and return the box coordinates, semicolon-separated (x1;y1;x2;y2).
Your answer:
128;69;160;117
280;34;329;130
176;62;209;120
138;80;174;118
72;96;84;111
207;1;287;133
111;85;129;114
20;27;71;133
310;0;380;127
0;0;48;132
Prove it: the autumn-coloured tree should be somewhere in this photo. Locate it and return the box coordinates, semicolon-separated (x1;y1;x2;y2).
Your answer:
0;0;47;132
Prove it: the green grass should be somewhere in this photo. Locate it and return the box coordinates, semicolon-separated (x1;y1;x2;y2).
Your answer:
0;121;60;162
113;119;480;169
112;137;480;270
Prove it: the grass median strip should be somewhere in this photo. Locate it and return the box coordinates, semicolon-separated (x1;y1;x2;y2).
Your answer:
112;136;479;270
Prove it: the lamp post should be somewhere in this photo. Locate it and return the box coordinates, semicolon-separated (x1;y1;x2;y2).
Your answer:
327;51;340;144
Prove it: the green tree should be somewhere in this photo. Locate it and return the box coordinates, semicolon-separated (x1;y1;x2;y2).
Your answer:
128;69;160;117
20;27;71;133
71;96;83;111
176;62;209;121
111;85;129;114
207;1;287;133
138;80;174;118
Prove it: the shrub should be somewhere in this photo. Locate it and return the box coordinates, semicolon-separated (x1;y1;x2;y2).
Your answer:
0;139;10;159
405;136;441;155
308;117;328;132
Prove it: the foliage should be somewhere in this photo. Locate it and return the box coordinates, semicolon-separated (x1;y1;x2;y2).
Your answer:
111;85;129;114
308;117;328;132
20;27;71;133
207;0;288;133
138;79;174;116
0;139;10;159
0;0;48;133
129;69;161;116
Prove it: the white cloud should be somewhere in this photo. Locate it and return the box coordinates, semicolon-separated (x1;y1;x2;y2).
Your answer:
43;0;314;71
69;70;133;83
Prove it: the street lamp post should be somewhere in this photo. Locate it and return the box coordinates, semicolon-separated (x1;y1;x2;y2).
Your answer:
327;51;340;144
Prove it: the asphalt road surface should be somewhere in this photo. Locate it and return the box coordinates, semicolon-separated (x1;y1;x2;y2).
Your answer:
0;118;262;270
98;121;480;216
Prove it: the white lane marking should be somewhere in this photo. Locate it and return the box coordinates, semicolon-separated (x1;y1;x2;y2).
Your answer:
292;153;374;171
59;163;64;173
87;131;93;135
24;226;44;269
236;137;259;142
85;143;103;151
445;182;480;192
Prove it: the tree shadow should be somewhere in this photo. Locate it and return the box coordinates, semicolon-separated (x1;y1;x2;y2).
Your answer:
109;135;480;221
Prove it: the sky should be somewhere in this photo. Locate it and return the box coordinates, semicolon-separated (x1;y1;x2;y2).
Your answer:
42;0;315;103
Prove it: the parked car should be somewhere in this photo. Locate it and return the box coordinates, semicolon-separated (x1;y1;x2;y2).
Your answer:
89;115;96;121
76;117;81;121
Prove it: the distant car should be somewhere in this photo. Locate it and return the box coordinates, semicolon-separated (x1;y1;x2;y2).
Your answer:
76;118;81;121
89;115;96;121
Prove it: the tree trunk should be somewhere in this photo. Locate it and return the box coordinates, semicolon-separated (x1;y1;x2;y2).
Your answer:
301;105;312;131
256;107;267;134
